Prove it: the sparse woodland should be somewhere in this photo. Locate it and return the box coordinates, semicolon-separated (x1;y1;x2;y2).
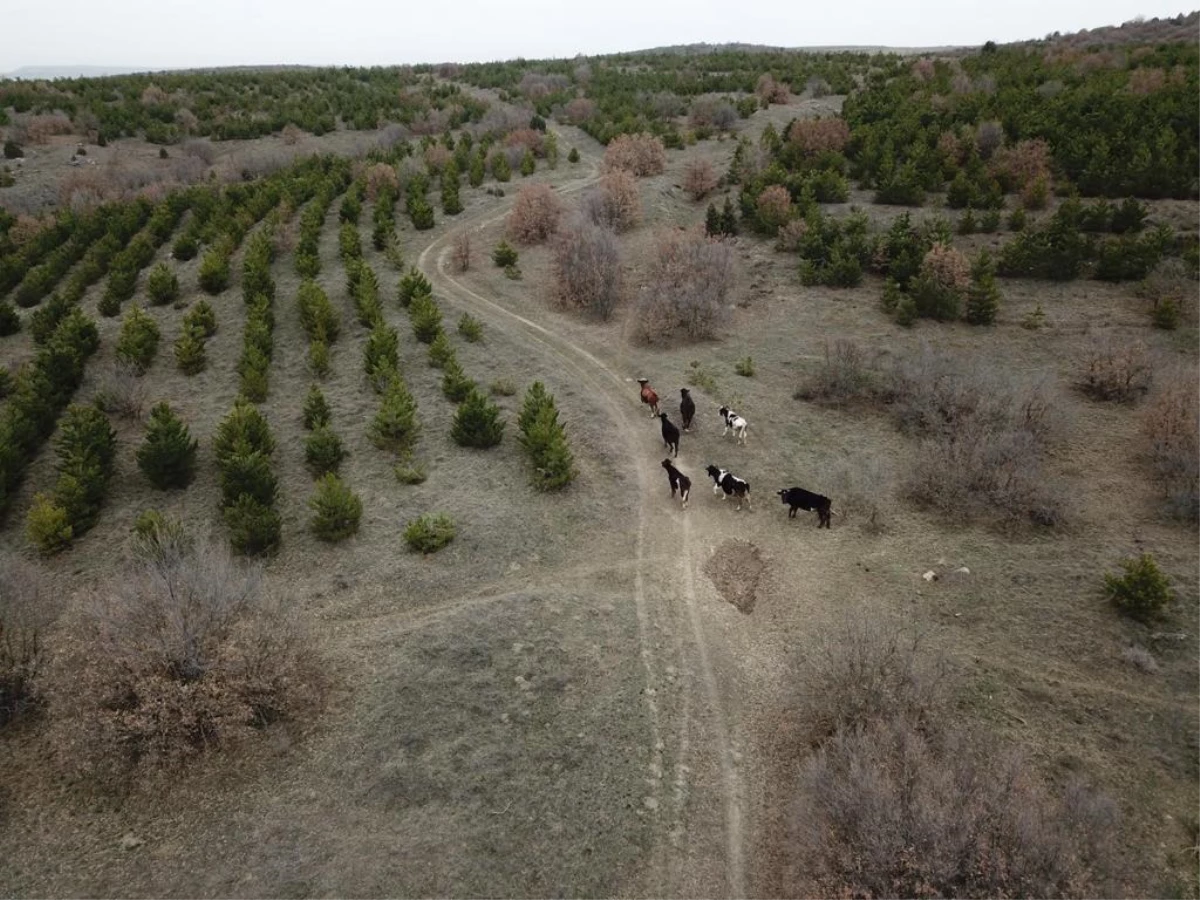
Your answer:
0;15;1197;898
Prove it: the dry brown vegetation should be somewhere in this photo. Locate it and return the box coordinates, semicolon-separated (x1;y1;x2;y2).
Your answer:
632;227;734;343
505;183;562;244
1143;367;1199;520
552;214;623;318
601;132;667;177
581;171;642;232
682;158;719;201
771;618;1122;899
46;533;320;783
1079;336;1153;402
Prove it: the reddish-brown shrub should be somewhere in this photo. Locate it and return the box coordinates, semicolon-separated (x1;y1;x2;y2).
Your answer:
755;74;791;104
921;243;971;293
24;113;74;145
633;228;734;343
1143;367;1199;520
423;144;451;175
786;117;850;156
1128;67;1168;94
506;184;562;244
602;133;666;177
682;159;719;201
911;57;936;81
140;84;169;106
1079;337;1152;402
518;72;569;99
504;128;544;156
775;218;809;252
756;185;792;230
552;215;623;319
581;172;641;232
364;162;399;201
1;552;51;729
561;97;597;125
175;108;199;134
990;138;1051;190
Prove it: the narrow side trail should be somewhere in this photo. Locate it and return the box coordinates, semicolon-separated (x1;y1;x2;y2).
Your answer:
416;139;747;898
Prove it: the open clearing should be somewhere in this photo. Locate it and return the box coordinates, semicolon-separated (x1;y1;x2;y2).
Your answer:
1;93;1197;898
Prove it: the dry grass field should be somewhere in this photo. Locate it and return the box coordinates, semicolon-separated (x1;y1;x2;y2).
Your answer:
0;91;1197;898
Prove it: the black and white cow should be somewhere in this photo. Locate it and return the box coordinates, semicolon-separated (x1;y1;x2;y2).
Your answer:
661;459;691;509
777;486;832;528
679;388;696;432
705;465;751;510
658;412;680;457
718;406;748;445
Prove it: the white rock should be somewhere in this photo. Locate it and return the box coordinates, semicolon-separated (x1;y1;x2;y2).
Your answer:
922;570;938;582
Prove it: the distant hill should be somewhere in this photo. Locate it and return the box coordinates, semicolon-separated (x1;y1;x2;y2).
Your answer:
2;65;152;80
626;42;968;57
1018;10;1199;48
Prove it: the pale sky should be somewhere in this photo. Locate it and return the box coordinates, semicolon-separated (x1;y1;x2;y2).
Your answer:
1;0;1194;72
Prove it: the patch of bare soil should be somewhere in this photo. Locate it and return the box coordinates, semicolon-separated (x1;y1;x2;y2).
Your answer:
704;540;766;614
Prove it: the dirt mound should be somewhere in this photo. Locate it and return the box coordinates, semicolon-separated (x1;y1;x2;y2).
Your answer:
704;540;766;614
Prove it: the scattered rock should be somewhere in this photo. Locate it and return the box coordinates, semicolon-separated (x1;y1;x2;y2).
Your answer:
922;570;938;582
954;566;971;575
119;834;144;851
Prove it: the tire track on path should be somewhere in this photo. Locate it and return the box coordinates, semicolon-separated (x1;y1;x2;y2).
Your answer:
415;145;745;896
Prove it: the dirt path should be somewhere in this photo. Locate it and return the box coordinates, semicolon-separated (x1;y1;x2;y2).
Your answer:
416;136;747;898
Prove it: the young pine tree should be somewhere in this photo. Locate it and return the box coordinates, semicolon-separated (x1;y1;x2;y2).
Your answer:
137;402;198;489
468;153;486;188
441;160;463;215
371;373;420;451
116;305;161;374
442;357;475;402
308;472;362;541
174;324;207;374
408;293;443;344
519;150;536;177
302;383;331;430
965;249;1001;326
451;388;505;448
145;263;180;306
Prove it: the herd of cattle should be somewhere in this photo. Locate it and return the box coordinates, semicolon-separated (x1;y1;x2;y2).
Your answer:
635;378;833;528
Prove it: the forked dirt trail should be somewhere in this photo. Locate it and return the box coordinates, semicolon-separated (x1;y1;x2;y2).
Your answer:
417;138;748;897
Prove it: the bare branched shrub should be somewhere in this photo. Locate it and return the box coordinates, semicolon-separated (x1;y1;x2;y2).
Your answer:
776;617;1122;899
990;138;1052;190
503;128;543;155
423;143;451;174
280;123;303;146
786;117;850;155
633;228;734;344
888;347;1063;526
805;75;832;97
786;718;1121;898
181;139;216;165
796;618;949;744
795;339;879;406
506;184;562;244
975;120;1005;159
49;535;320;780
581;172;641;232
93;360;148;421
1;552;50;728
1079;337;1152;402
828;453;892;532
689;97;738;131
1143;367;1199;520
552;215;623;319
922;242;971;291
682;159;719;201
1121;643;1160;673
601;133;666;177
451;232;471;273
24;113;74;145
775;218;809;251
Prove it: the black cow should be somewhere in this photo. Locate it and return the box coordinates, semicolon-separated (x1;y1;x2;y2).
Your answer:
661;459;691;508
777;487;832;528
680;388;696;432
658;412;680;457
705;465;751;510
